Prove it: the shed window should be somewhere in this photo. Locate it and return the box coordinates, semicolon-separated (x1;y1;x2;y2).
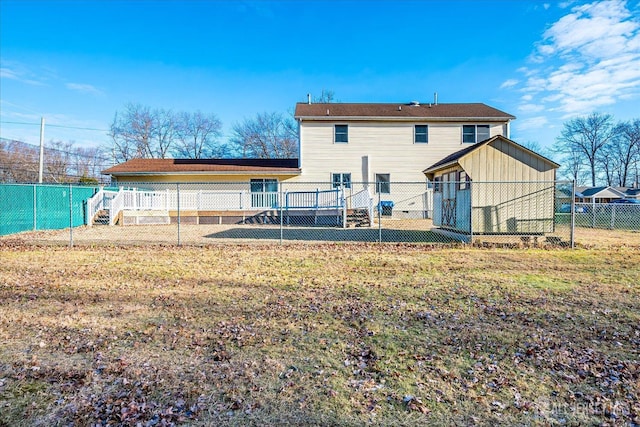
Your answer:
335;125;348;143
433;177;441;192
458;171;469;190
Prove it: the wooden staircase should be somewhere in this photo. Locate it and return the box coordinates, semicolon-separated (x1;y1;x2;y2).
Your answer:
345;208;371;227
93;209;110;226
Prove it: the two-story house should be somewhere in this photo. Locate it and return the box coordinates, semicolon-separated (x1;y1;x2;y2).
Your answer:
293;101;515;190
101;100;517;223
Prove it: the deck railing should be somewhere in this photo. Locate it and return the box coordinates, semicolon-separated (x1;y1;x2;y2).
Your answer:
347;188;374;226
86;189;105;225
284;188;343;210
109;191;125;225
88;188;346;222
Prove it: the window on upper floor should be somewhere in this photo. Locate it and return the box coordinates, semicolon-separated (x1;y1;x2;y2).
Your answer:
334;125;348;143
415;125;428;143
332;173;352;189
375;173;390;194
462;125;490;143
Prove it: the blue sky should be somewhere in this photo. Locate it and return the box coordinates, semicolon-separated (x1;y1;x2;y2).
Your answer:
1;0;639;156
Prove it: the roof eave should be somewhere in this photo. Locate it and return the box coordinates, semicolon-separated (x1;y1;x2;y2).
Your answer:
103;170;301;176
422;160;460;175
295;116;514;122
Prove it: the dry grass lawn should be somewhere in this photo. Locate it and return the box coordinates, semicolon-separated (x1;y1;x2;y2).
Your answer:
0;241;638;426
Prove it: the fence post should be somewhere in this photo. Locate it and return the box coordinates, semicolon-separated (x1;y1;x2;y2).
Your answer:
342;187;347;229
69;184;73;248
469;181;473;244
176;183;181;246
33;184;37;231
378;190;382;243
279;188;283;245
570;180;576;249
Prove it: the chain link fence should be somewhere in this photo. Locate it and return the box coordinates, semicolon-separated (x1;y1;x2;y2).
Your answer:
0;184;97;236
5;181;621;247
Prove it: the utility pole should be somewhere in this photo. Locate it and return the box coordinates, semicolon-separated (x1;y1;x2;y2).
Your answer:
38;117;45;183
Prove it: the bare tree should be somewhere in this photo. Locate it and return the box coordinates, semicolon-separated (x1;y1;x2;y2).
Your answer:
173;111;226;159
230;112;298;159
73;146;105;180
45;140;73;183
555;113;616;186
0;139;39;182
313;89;337;103
109;103;172;161
153;108;176;159
609;119;640;186
553;145;588;184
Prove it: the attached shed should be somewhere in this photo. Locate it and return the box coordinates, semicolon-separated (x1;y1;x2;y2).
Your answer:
423;135;560;236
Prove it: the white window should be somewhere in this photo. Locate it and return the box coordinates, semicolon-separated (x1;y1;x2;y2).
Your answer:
250;179;278;208
332;173;351;189
375;173;390;194
462;125;490;143
334;125;348;143
415;125;428;143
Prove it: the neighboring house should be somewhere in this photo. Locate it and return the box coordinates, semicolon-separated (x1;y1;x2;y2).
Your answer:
574;186;626;203
423;135;559;237
293;101;515;187
620;187;640;200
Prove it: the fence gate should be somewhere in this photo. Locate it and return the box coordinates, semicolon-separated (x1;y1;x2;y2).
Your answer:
441;172;457;227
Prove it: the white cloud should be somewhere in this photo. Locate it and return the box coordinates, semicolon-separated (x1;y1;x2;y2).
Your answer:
508;0;640;119
0;67;46;86
519;103;545;113
65;83;104;96
500;79;519;89
518;116;550;131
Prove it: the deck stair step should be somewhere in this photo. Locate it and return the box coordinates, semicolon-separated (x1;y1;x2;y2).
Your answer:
93;209;110;226
346;208;370;227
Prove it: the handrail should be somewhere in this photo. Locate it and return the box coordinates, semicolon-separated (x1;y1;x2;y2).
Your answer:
346;188;374;226
109;191;125;225
86;189;104;226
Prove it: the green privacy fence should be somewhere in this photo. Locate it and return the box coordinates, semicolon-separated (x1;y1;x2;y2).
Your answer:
0;184;98;236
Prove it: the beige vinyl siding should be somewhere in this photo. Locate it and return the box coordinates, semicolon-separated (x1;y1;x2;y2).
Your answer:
297;121;508;184
112;173;299;184
459;138;556;182
457;140;556;234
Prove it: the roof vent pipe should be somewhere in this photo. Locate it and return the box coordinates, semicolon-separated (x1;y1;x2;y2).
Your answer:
307;93;311;104
434;92;438;105
326;109;330;116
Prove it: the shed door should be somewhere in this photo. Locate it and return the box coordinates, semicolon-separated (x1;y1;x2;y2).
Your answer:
441;172;456;227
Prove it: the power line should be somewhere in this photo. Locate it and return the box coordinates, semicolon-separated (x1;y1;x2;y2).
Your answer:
1;120;109;132
1;137;114;163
